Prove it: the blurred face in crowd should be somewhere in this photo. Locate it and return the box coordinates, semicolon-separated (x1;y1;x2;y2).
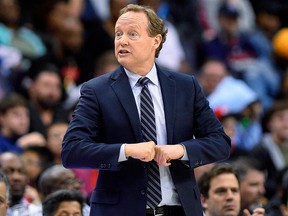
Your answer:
47;122;68;162
218;15;239;36
202;173;240;216
0;106;29;137
0;182;9;216
239;169;265;210
0;0;20;26
54;169;81;193
47;1;71;33
0;153;27;205
198;61;227;96
267;109;288;143
53;201;82;216
21;151;42;181
30;71;62;109
55;17;84;54
114;11;161;75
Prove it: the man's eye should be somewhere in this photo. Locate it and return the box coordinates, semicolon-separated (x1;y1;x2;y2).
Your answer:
115;32;122;38
129;32;138;38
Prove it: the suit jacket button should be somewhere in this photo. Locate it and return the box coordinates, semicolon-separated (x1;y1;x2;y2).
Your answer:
141;190;146;196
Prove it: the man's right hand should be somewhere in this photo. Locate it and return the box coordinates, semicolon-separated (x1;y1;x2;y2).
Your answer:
125;141;156;162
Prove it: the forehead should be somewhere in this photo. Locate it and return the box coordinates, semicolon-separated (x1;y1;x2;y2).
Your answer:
0;155;23;169
242;169;264;181
55;201;81;215
115;11;148;29
210;173;239;189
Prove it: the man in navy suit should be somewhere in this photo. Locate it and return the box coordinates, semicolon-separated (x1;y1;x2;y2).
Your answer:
61;4;231;216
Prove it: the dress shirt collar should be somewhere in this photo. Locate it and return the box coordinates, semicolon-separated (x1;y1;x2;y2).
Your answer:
124;64;159;88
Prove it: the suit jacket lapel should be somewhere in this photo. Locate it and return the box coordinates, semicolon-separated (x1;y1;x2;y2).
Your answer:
157;67;176;144
110;66;143;141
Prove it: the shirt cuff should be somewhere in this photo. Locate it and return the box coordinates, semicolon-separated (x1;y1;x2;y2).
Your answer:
118;144;128;162
180;144;188;160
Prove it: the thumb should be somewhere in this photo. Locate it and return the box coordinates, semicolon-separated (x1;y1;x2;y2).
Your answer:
243;209;251;216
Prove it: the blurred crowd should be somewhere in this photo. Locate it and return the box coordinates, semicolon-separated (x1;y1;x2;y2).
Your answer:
1;0;288;215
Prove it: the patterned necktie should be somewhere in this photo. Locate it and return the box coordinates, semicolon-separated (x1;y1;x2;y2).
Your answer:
138;77;162;209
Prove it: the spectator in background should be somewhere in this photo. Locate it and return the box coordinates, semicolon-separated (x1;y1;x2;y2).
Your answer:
201;0;280;110
26;63;69;136
198;58;263;152
0;93;29;154
251;100;288;200
21;146;54;190
42;189;84;216
265;166;288;216
0;152;42;216
46;121;69;164
230;157;266;215
46;121;97;199
138;0;192;73
198;0;256;38
0;172;9;216
0;0;46;60
198;163;265;216
38;164;90;216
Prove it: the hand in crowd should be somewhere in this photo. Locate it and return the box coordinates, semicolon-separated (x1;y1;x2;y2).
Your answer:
24;185;41;205
17;132;46;148
243;208;265;216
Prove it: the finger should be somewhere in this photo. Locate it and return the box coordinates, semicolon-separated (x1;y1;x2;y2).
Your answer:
242;209;251;216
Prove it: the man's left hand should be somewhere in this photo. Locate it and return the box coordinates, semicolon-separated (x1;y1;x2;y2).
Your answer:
154;144;184;166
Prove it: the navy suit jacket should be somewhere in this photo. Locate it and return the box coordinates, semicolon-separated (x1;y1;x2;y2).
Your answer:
62;65;231;216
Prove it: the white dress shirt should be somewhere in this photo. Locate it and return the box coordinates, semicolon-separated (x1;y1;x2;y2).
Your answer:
119;64;182;206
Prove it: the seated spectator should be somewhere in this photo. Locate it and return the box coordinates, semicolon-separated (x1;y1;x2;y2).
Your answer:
42;189;84;216
251;100;288;199
0;152;42;216
137;0;191;73
38;164;90;216
215;112;249;161
265;166;288;216
201;1;280;110
0;0;46;67
21;145;54;189
198;59;263;151
0;171;9;216
46;121;68;164
0;93;29;154
230;157;266;214
46;121;96;198
26;63;69;136
198;163;265;216
0;45;22;97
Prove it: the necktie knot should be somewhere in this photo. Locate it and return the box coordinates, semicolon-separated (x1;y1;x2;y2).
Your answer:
138;77;150;87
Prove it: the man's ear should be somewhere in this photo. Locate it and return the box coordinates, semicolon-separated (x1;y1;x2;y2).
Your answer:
201;194;208;209
154;34;162;49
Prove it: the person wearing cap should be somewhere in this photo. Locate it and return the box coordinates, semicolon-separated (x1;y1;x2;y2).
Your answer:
201;1;280;111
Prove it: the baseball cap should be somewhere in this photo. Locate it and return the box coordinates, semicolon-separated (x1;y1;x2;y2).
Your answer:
218;2;240;18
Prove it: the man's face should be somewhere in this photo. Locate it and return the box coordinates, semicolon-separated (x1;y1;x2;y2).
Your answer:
114;11;161;75
53;201;82;216
239;170;265;210
0;182;9;216
268;109;288;142
0;106;30;137
202;173;240;216
47;123;68;158
0;154;27;204
30;71;62;109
